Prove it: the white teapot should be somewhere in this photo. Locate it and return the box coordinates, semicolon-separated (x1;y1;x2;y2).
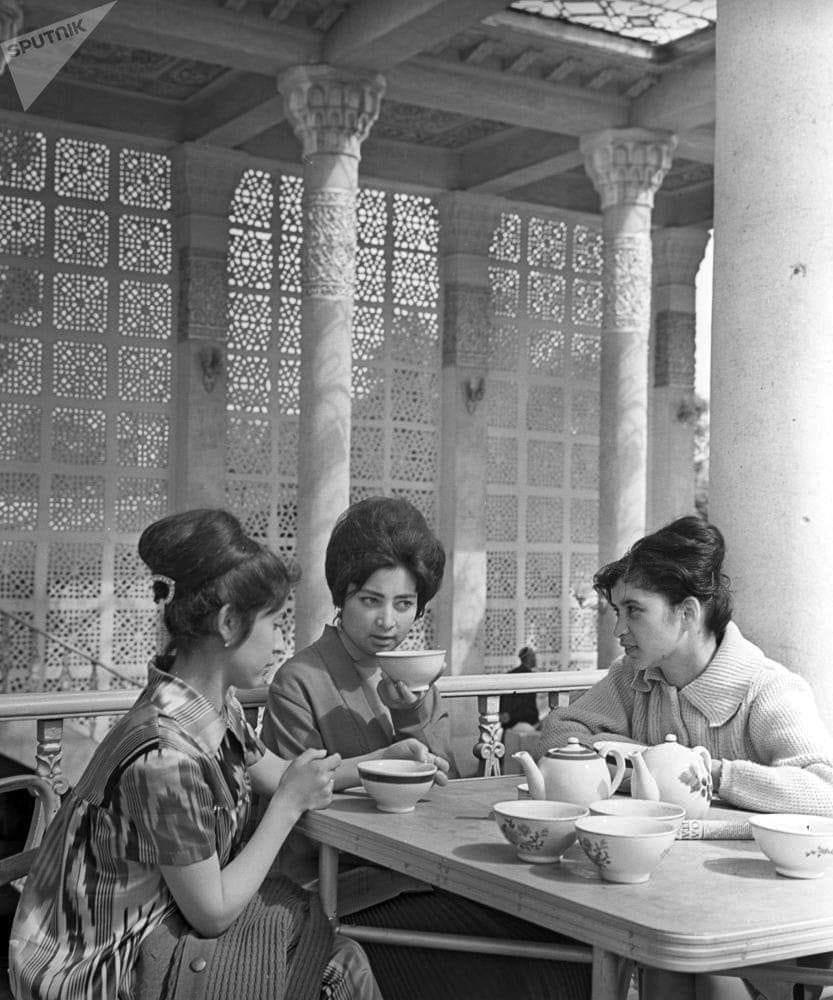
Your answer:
513;738;627;807
629;734;713;819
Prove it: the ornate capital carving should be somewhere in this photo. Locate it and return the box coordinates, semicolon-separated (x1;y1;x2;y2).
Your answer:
604;232;652;331
581;128;677;210
303;187;356;299
279;65;385;160
443;284;492;366
654;310;696;388
178;250;228;341
0;1;23;75
652;226;710;287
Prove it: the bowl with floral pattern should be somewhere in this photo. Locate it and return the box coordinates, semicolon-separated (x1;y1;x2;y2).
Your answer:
749;814;833;879
492;800;588;863
575;815;677;883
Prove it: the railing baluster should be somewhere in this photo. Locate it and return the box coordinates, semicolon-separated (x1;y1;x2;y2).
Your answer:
36;718;68;796
474;694;505;777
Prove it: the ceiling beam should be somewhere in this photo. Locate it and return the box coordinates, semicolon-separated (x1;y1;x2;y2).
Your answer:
25;0;320;75
675;128;715;164
323;0;507;71
632;55;715;132
467;148;584;195
197;97;285;147
388;57;628;135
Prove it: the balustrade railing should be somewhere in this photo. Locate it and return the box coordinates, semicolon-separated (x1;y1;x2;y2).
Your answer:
0;670;606;795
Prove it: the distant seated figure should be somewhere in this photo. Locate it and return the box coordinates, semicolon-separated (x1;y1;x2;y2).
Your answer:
499;646;541;730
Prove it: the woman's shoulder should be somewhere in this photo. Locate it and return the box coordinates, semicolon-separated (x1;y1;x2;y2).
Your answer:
271;626;342;689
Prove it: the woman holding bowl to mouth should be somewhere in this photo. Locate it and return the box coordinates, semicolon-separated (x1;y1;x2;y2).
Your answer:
261;495;455;793
537;515;833;817
262;495;591;1000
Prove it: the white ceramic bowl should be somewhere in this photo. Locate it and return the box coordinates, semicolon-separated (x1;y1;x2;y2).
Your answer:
375;649;446;691
575;815;677;883
589;798;686;833
492;799;588;863
749;814;833;879
357;759;437;813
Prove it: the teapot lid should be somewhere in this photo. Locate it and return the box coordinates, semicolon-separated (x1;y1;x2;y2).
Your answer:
544;736;599;760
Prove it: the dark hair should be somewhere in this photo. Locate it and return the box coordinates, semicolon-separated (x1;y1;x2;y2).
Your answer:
325;497;445;618
518;646;537;670
139;508;299;660
593;515;733;641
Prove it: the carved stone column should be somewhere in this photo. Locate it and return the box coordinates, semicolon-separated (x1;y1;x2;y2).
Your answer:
438;192;502;775
581;128;676;666
171;145;240;509
648;226;710;528
279;66;385;648
711;0;833;729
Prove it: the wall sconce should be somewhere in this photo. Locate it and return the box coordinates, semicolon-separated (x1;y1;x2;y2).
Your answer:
464;376;485;414
198;345;223;393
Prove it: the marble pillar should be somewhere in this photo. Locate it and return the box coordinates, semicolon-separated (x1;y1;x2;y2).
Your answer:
171;145;239;510
279;65;385;648
581;128;676;667
437;192;502;774
710;0;833;727
648;226;710;529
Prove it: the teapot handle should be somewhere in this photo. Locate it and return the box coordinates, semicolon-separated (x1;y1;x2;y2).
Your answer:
694;745;713;794
605;747;627;795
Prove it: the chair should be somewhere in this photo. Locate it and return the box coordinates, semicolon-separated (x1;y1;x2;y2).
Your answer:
0;775;60;1000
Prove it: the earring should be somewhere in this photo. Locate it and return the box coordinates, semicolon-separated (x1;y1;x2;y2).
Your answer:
223;639;230;648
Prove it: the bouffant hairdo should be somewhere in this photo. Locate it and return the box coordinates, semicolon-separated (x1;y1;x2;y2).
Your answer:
593;515;733;642
139;508;299;657
325;496;445;618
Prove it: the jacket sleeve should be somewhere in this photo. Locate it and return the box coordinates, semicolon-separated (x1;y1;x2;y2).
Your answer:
390;686;459;778
262;663;325;760
718;671;833;816
535;659;637;756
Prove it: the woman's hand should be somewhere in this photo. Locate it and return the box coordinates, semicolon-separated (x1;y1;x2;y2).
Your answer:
276;747;341;813
377;674;420;708
381;737;451;787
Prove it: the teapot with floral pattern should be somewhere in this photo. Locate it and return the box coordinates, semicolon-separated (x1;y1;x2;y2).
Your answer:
629;734;712;819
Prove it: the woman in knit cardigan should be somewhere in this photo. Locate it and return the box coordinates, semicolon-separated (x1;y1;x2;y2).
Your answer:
537;515;833;816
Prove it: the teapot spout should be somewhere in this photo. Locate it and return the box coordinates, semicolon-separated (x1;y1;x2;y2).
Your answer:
629;750;660;801
511;751;546;800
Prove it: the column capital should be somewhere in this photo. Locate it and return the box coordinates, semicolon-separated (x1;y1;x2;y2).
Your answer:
279;64;385;159
581;128;677;210
652;225;710;287
0;1;23;74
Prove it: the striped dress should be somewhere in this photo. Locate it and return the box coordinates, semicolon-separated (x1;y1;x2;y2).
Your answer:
10;667;263;1000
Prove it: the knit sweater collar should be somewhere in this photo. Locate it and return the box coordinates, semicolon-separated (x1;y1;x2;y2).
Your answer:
634;621;765;726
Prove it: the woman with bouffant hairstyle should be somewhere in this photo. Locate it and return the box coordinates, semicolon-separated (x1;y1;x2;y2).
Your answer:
538;515;833;817
11;509;382;1000
263;496;590;1000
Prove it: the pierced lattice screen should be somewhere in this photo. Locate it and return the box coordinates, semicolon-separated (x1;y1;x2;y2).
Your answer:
485;211;602;672
0;123;173;694
225;171;441;658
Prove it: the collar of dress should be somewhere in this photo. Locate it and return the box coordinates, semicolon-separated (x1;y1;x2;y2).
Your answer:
146;663;246;754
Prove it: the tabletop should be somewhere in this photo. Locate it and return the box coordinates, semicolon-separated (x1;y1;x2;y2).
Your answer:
298;775;833;975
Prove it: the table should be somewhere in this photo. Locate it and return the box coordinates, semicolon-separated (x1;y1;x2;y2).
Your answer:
298;776;833;1000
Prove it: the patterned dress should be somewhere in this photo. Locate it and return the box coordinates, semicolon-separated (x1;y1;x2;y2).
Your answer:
10;667;263;1000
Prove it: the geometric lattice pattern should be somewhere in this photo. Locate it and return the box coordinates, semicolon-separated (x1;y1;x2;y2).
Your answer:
486;211;602;671
225;171;441;656
0;122;173;694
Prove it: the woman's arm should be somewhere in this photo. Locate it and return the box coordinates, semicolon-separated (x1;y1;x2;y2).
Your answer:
536;660;636;754
717;672;833;816
161;747;339;937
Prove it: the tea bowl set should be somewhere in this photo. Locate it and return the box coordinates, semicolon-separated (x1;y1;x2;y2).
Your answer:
496;733;833;883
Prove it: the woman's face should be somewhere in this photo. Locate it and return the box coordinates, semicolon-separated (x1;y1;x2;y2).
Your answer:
340;565;419;658
609;579;686;672
228;608;285;688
